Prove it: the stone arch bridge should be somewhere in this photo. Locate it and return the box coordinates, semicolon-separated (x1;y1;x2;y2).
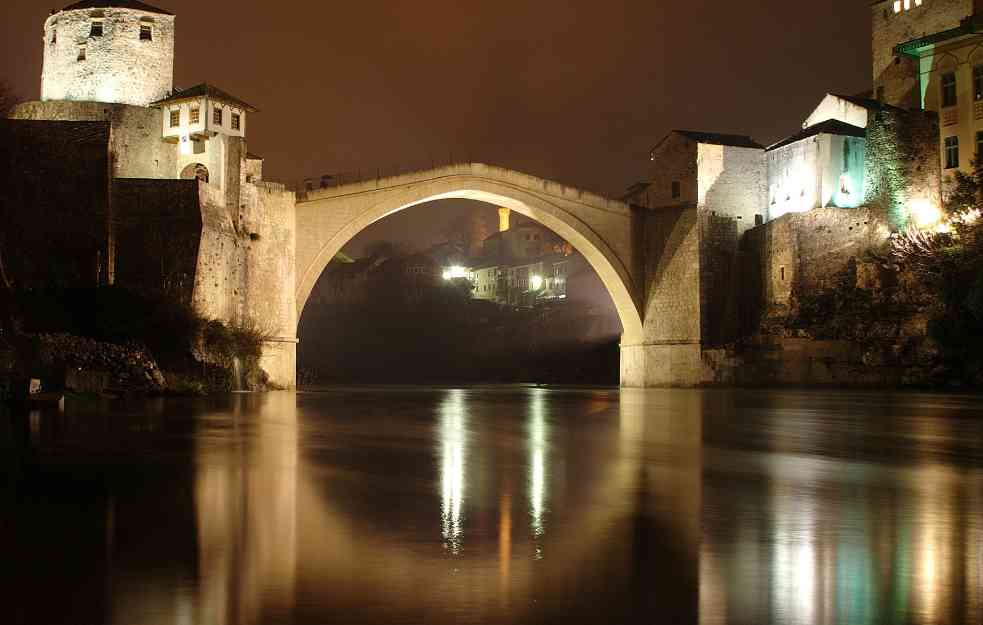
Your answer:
228;163;717;388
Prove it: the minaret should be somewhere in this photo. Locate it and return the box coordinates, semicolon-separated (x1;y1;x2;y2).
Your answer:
498;207;511;232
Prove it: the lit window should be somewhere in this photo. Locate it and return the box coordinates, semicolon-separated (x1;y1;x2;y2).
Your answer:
942;72;957;108
945;136;959;169
90;20;103;37
231;113;241;131
140;24;153;41
77;45;86;61
894;0;923;12
213;107;223;126
169;109;180;127
190;107;200;124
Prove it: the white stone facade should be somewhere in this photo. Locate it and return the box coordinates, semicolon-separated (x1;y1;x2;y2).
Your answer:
696;143;767;235
804;94;870;130
41;7;175;107
161;97;248;142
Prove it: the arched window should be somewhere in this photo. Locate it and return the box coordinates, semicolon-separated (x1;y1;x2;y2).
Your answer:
181;163;210;183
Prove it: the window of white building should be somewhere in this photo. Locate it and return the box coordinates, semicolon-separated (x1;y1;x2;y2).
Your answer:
90;19;103;37
213;107;223;126
945;136;959;169
169;109;180;127
77;45;86;62
231;113;241;131
942;73;957;108
190;107;200;124
140;24;153;41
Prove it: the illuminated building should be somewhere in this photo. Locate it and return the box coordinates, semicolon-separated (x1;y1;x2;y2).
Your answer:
872;0;983;177
469;223;576;306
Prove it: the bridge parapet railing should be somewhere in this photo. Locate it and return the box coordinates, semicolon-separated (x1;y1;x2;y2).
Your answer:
292;159;623;209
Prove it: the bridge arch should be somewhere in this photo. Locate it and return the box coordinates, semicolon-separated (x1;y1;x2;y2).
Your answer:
293;164;644;346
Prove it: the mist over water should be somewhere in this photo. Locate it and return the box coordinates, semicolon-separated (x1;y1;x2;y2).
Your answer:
2;387;983;624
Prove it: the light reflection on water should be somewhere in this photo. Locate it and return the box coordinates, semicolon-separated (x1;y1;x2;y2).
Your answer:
2;387;983;624
439;388;466;553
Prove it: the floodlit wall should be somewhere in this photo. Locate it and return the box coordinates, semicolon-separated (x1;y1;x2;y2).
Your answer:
621;206;703;387
697;143;766;234
871;0;972;108
740;207;889;334
10;100;176;179
864;106;942;229
915;35;983;177
41;8;175;107
804;95;870;130
161;98;248;142
193;179;297;388
768;134;867;220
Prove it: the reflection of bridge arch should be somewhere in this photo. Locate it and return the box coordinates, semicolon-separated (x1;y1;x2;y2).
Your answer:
294;163;644;345
193;390;703;624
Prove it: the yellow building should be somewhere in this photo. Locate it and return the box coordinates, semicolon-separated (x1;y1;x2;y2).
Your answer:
875;0;983;177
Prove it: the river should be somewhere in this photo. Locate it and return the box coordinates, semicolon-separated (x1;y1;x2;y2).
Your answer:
2;387;982;624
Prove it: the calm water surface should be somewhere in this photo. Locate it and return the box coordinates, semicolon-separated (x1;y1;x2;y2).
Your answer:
2;387;982;624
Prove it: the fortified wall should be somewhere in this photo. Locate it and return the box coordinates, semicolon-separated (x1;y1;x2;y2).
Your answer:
0;119;111;288
10;101;176;179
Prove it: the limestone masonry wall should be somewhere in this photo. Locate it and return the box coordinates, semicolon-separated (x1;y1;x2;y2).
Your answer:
113;178;202;301
10;101;175;179
621;206;703;387
699;213;739;347
740;207;888;334
698;144;766;234
864;106;941;228
871;0;972;107
0;119;110;288
632;134;698;208
42;8;175;107
192;177;297;388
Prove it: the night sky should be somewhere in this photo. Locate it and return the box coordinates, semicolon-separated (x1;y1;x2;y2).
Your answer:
1;0;871;252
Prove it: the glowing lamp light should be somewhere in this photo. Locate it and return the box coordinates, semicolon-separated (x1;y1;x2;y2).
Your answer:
442;266;468;281
530;275;543;291
909;199;942;230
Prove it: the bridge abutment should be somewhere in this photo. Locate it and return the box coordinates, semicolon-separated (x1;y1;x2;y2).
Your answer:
259;338;299;389
620;342;704;388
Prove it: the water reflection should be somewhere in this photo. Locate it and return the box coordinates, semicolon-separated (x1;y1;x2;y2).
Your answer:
194;393;298;625
527;388;548;544
438;389;467;553
3;389;983;624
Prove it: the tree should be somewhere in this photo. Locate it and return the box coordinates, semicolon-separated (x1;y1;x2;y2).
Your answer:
944;158;983;215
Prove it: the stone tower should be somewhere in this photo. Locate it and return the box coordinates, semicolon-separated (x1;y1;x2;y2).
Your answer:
41;1;175;107
871;0;979;108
